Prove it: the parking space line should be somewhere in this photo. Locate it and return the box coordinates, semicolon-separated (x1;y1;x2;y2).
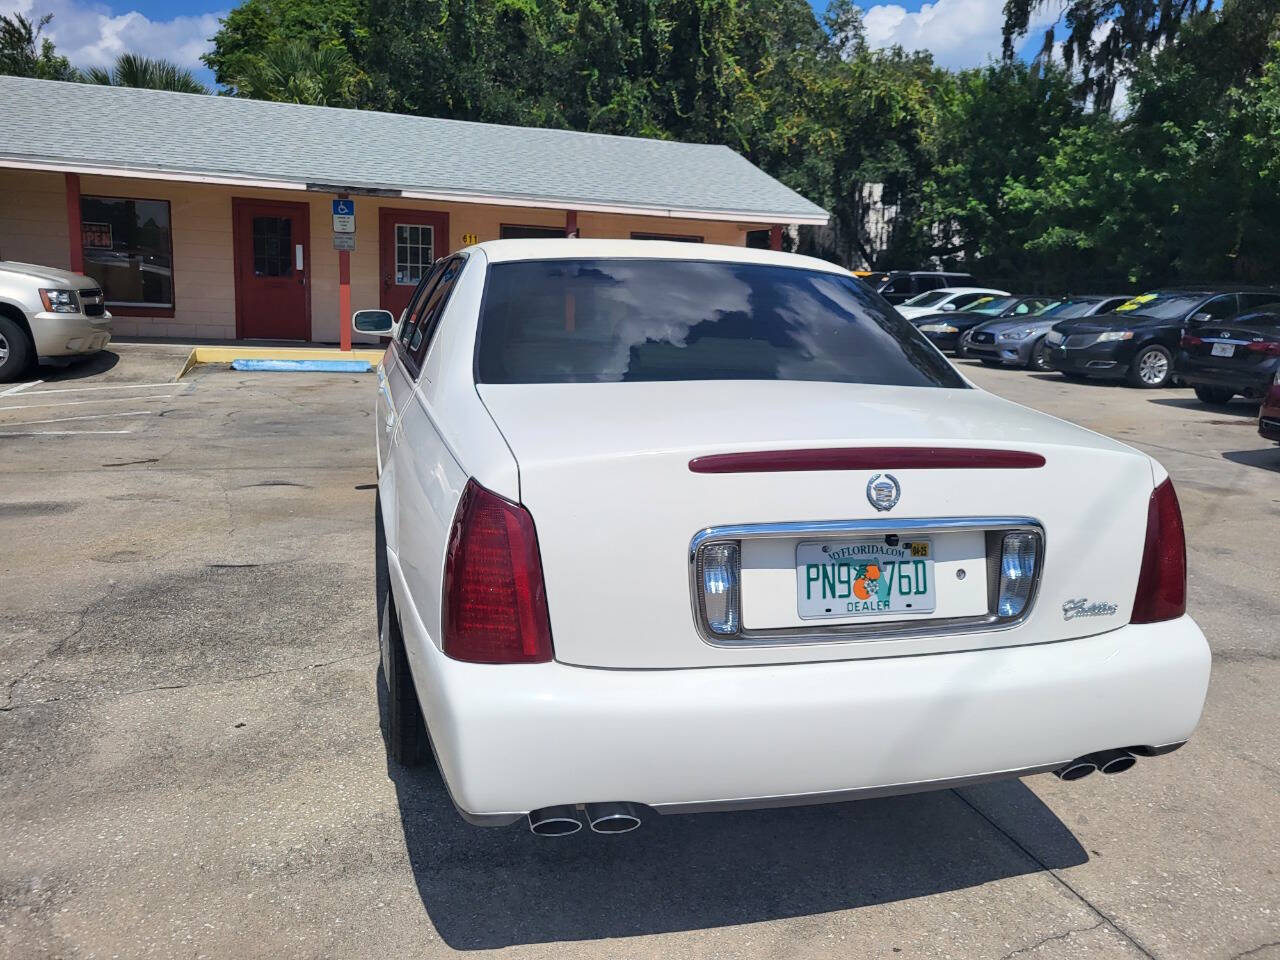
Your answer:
0;410;154;427
0;380;43;397
11;381;183;396
0;394;175;412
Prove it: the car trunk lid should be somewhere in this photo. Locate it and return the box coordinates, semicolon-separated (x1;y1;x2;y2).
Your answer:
478;380;1155;669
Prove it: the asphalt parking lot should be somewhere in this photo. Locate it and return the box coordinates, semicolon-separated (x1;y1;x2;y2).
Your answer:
2;346;1277;959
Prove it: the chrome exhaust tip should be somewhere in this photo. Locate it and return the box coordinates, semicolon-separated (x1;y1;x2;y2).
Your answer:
1094;749;1137;775
527;805;583;837
585;802;642;835
1054;759;1098;781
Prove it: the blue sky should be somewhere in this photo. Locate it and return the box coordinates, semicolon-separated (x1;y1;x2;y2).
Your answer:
5;0;1060;88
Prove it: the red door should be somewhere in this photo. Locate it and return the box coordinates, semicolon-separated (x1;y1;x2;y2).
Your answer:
379;208;449;318
232;198;310;340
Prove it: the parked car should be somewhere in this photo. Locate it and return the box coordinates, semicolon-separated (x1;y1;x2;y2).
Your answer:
0;261;112;382
916;295;1060;355
357;239;1209;835
896;286;1010;321
1042;288;1280;388
1259;372;1280;443
966;296;1131;371
1176;305;1280;404
866;270;977;305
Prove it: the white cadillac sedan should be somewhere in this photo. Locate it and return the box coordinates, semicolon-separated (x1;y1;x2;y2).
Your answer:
357;240;1210;837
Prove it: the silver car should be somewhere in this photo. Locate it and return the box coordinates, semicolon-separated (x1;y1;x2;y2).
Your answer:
0;261;113;382
966;296;1130;371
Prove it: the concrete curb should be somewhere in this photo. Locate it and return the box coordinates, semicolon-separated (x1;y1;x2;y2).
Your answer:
177;346;384;379
231;359;372;373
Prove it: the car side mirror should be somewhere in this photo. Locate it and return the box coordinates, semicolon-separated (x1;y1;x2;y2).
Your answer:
352;309;395;335
940;302;957;311
1189;311;1213;324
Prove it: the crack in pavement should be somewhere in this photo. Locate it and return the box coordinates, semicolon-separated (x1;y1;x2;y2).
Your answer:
0;652;377;713
951;789;1158;959
0;584;118;712
998;919;1107;960
1231;940;1280;959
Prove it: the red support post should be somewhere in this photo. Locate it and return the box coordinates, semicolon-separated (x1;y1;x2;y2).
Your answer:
338;193;352;352
566;209;578;238
769;224;783;251
65;173;84;273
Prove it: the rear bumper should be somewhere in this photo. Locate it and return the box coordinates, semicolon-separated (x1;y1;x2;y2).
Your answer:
411;615;1211;823
31;312;113;358
1178;357;1277;397
1260;385;1280;441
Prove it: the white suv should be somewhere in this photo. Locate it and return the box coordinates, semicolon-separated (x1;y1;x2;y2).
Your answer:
0;261;113;382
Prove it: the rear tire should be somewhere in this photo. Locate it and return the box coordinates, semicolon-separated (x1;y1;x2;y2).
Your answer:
379;593;431;767
0;315;34;384
1127;344;1173;388
1193;385;1234;405
375;502;431;768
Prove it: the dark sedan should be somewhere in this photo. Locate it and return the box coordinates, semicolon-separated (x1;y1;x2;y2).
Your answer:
1043;288;1280;388
914;295;1059;355
1177;306;1280;404
966;295;1130;370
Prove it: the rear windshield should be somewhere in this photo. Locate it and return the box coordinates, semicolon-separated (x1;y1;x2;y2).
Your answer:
475;259;966;387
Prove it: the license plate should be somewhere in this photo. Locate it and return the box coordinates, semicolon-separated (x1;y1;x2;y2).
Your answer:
1211;342;1235;357
796;538;936;620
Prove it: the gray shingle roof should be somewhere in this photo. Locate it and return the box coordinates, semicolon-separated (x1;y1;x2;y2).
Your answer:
0;77;828;224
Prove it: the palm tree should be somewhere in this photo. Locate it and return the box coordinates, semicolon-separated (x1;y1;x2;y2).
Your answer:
80;52;207;94
233;42;361;107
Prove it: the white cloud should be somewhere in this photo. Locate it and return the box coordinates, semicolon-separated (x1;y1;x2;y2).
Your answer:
5;0;224;75
859;0;1060;69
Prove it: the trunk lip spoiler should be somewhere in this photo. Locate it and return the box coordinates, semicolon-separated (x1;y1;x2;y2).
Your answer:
688;515;1045;649
689;447;1046;473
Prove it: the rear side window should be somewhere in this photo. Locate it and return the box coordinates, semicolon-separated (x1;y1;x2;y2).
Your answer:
475;259;966;387
1237;311;1280;330
407;257;464;366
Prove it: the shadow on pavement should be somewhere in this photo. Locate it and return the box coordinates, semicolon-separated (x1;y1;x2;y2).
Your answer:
1148;397;1259;417
1223;448;1280;471
381;677;1087;950
34;349;120;382
1026;372;1121;387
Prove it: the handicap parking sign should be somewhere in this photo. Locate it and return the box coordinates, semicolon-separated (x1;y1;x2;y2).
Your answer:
332;199;355;233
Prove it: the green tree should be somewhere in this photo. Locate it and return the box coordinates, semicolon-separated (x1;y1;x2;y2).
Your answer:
1001;0;1213;111
202;0;368;97
230;41;363;105
0;12;76;81
81;53;209;93
921;59;1082;280
1005;0;1280;287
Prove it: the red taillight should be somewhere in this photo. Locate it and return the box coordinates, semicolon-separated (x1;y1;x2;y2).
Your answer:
1181;334;1202;347
443;479;553;663
1131;478;1186;624
1245;341;1280;356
